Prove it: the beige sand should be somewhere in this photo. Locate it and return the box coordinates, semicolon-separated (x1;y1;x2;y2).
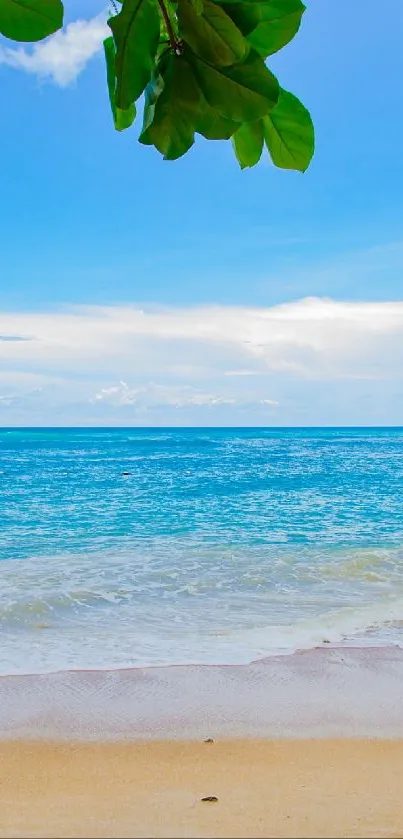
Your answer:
0;738;402;838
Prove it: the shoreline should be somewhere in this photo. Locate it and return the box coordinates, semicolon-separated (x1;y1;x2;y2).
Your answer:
2;645;403;741
1;638;400;680
1;737;403;838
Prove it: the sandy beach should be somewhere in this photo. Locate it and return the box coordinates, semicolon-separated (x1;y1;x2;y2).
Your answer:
1;737;403;838
2;648;403;837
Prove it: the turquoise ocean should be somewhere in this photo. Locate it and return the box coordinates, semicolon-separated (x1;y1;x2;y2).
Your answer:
1;427;403;676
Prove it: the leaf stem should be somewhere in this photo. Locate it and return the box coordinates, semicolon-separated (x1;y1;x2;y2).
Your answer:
157;0;181;54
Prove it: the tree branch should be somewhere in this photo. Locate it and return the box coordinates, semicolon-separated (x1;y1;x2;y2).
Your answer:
157;0;181;54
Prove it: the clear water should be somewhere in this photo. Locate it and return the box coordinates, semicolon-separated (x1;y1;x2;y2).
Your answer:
1;426;403;675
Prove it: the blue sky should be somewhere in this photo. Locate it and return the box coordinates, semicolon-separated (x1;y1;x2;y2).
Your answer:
0;0;403;425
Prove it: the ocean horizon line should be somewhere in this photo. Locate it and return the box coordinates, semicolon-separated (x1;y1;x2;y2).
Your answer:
1;424;403;431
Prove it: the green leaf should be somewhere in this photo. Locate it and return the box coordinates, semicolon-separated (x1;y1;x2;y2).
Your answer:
189;0;203;13
140;53;199;160
104;36;136;131
141;66;165;135
190;48;279;123
196;102;239;140
178;0;247;67
115;105;136;130
219;1;257;34
108;0;161;111
0;0;63;42
263;87;314;171
248;0;304;56
141;45;239;144
232;119;263;168
104;35;117;119
220;0;304;56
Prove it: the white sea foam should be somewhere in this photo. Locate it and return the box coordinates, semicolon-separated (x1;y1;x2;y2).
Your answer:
1;543;403;675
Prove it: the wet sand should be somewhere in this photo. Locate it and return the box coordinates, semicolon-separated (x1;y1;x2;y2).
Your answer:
2;646;403;740
1;738;403;838
2;647;403;837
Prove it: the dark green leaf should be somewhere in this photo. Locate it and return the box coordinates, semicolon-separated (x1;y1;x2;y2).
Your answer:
220;0;304;56
190;49;279;123
189;0;203;13
196;103;239;140
104;37;136;131
232;119;263;167
108;0;161;111
178;0;247;66
143;46;239;143
0;0;63;42
263;87;314;171
157;36;170;50
220;2;259;34
140;53;199;160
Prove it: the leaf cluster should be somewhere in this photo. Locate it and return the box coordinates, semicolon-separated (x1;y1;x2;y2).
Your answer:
0;0;314;170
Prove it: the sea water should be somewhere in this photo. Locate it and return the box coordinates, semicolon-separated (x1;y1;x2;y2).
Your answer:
1;426;403;675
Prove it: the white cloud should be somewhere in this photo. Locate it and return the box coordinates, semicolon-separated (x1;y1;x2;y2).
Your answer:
1;297;403;375
225;370;260;377
1;297;403;425
92;381;237;409
94;380;140;406
0;15;108;86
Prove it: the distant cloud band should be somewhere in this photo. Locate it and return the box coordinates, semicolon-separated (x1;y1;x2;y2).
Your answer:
1;297;403;424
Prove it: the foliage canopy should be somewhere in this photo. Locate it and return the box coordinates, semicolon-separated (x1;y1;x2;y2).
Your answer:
0;0;314;170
